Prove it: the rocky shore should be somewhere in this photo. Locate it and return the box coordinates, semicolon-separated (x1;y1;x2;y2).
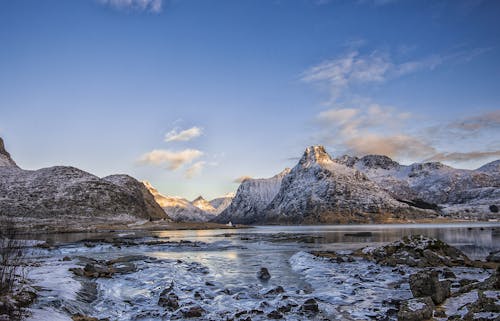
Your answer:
2;231;498;321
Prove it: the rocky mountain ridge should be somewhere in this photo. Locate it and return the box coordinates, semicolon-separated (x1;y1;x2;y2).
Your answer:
142;181;234;222
0;138;167;224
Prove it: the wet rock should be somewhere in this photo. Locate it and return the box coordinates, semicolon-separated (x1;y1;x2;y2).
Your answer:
71;314;109;321
62;256;72;261
257;267;271;281
301;298;319;312
265;286;284;295
106;255;150;265
409;270;451;304
442;268;456;279
158;293;179;310
267;310;283;319
358;235;473;268
181;306;204;318
486;250;500;263
397;297;434;321
14;289;37;308
111;262;136;274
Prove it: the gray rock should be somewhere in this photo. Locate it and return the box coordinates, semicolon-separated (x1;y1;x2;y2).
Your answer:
257;267;271;281
301;298;319;312
486;250;500;263
409;270;451;304
397;297;434;321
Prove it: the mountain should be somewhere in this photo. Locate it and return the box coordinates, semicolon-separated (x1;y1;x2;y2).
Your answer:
213;168;291;224
0;139;167;223
192;196;217;213
0;138;17;167
142;181;215;222
264;146;428;224
209;192;235;214
337;155;500;216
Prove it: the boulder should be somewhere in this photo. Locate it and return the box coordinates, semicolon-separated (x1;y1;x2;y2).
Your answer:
301;298;319;312
257;267;271;281
397;297;434;321
409;270;451;304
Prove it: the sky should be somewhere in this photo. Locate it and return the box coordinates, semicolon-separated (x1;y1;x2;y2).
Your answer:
1;0;499;200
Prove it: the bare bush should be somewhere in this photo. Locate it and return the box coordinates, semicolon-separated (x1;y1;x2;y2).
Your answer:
0;218;26;295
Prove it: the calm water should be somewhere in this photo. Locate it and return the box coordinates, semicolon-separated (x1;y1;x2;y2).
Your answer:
27;222;500;321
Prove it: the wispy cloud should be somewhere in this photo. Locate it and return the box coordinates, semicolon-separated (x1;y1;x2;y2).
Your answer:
233;175;252;183
302;48;489;103
426;150;500;163
165;126;203;142
185;161;206;178
139;149;203;170
99;0;163;13
448;110;500;132
345;134;436;159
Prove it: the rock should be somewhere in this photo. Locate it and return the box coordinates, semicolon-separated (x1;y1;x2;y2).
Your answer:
71;314;109;321
182;306;204;318
486;250;500;263
301;298;319;312
265;286;284;295
257;267;271;281
359;236;472;267
442;268;456;279
409;270;451;304
397;297;434;321
267;310;283;319
62;256;72;261
158;293;179;310
106;255;150;265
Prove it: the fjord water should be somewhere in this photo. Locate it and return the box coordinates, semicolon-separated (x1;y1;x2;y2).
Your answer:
28;223;500;321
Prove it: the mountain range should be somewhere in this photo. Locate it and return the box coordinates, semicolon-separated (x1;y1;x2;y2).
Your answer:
0;138;498;226
213;146;499;224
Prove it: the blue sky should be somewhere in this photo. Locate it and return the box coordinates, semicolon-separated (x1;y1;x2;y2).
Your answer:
1;0;499;199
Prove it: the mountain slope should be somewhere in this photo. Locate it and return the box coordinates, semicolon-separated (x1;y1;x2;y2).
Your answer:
264;146;427;224
209;193;235;214
214;169;291;224
0;138;17;167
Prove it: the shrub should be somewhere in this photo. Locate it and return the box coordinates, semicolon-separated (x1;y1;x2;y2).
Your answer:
0;218;25;296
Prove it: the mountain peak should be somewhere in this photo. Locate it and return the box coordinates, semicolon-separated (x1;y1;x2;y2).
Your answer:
193;195;206;202
0;137;18;167
299;145;332;166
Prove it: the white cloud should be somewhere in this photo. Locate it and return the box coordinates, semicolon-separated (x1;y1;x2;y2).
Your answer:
185;161;206;178
99;0;163;13
165;127;203;142
139;149;203;170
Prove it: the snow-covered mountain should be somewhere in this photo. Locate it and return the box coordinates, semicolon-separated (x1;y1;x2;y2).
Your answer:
336;155;500;216
0;138;167;222
264;146;428;224
214;169;291;224
192;196;217;213
142;181;216;222
209;192;235;214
